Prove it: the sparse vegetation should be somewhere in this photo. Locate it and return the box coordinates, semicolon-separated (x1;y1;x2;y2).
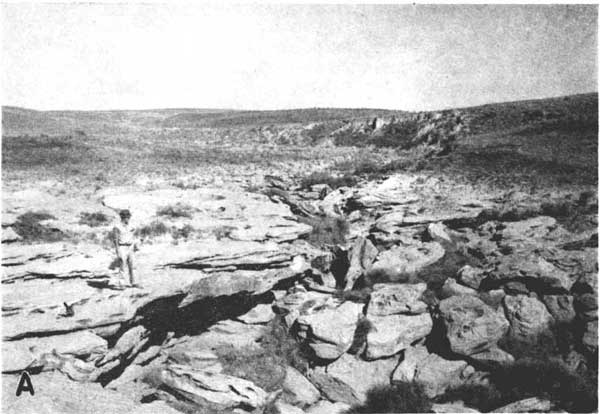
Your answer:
12;211;65;242
157;203;195;219
79;211;110;227
261;316;311;373
440;323;598;413
299;215;349;248
211;225;237;240
172;224;195;240
346;382;433;413
215;316;310;391
216;345;286;392
441;357;597;413
498;322;577;361
136;220;170;238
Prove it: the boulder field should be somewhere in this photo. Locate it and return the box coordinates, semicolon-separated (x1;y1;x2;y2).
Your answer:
2;173;597;413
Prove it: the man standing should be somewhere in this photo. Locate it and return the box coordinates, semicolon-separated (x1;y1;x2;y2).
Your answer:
112;209;138;287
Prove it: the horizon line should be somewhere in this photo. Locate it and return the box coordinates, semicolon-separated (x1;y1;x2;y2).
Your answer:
3;90;597;114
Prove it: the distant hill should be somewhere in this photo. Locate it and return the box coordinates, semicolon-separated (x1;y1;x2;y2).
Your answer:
161;108;408;128
2;93;597;135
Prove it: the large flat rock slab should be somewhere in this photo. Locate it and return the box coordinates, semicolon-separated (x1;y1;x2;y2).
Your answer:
3;237;302;340
101;187;311;243
2;330;107;373
2;266;206;340
2;371;178;414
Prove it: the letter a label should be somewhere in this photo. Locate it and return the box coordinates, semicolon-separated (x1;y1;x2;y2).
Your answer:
16;371;34;396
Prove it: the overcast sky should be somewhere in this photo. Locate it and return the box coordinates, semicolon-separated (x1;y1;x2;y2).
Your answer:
1;3;597;111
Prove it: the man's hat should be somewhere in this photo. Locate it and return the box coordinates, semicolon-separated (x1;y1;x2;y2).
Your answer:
119;209;132;220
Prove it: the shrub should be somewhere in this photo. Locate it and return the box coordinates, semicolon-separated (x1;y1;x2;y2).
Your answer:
333;151;429;179
261;316;311;373
347;382;433;413
157;203;195;218
495;358;597;413
497;322;577;361
333;288;372;304
333;131;370;147
136;220;169;238
441;358;597;413
79;211;110;227
172;224;195;240
216;316;310;391
12;211;64;242
440;382;505;412
216;345;286;392
299;215;349;248
351;158;382;175
300;171;357;190
368;119;420;148
212;225;236;240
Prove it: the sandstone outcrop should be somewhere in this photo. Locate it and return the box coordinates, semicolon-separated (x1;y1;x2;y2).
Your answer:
157;364;268;410
366;282;428;316
439;295;509;356
296;301;363;360
365;313;433;360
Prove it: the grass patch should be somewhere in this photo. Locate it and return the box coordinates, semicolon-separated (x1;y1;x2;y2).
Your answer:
211;225;237;240
157;203;195;219
136;220;170;238
215;316;310;391
79;211;110;227
331;149;430;180
172;224;195;240
441;358;597;413
216;345;286;392
442;323;597;412
261;316;311;373
299;215;349;248
347;382;433;413
12;211;65;242
333;287;372;304
497;323;574;361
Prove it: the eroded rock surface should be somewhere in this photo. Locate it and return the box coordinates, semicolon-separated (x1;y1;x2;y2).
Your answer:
439;295;509;356
366;283;428;316
503;294;554;340
365;312;432;360
296;301;363;360
2;171;597;414
157;364;268;410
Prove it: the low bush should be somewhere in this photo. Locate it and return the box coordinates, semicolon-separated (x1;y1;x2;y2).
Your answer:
216;345;286;392
299;215;349;248
136;220;170;238
12;211;64;242
157;203;195;219
498;322;578;362
347;382;433;413
333;131;370;147
211;225;236;240
369;119;420;148
79;211;110;227
441;357;597;413
333;151;429;179
333;287;372;303
216;316;310;391
172;224;195;240
261;316;311;373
